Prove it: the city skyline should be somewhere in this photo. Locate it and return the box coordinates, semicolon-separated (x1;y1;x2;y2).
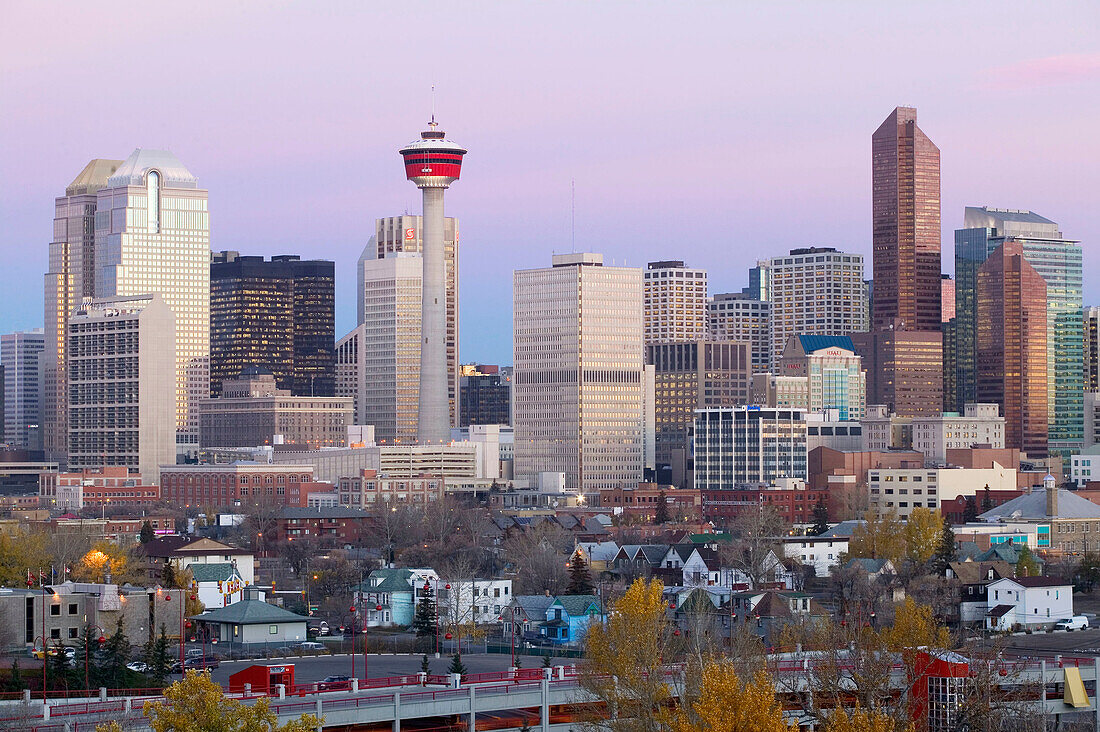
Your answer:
2;3;1099;365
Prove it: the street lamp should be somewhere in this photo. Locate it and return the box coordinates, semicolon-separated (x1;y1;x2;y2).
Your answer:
83;624;107;691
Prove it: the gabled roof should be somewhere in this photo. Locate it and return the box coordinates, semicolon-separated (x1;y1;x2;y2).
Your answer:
987;604;1014;618
135;536;192;557
816;521;864;539
191;599;307;625
577;541;619;562
510;595;556;617
669;544;697;562
186;563;239;583
846;558;894;574
992;576;1069;589
364;568;414;594
689;533;731;544
947;561;1014;584
550;595;601;617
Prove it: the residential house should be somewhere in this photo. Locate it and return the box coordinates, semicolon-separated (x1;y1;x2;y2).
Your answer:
190;588;308;647
359;567;438;627
540;595;603;646
986;576;1072;630
575;541;619;571
781;535;850;576
187;562;246;609
945;560;1014;626
438;579;513;627
728;590;827;647
135;537;256;586
503;595;556;639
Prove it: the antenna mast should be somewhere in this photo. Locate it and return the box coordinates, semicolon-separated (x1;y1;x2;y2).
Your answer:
571;178;576;253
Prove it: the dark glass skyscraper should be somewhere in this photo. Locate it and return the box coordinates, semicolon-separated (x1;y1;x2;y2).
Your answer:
210;252;335;398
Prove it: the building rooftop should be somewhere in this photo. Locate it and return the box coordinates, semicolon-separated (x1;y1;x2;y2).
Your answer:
797;335;856;354
191;599;307;625
979;489;1100;521
66;159;123;196
108;148;198;189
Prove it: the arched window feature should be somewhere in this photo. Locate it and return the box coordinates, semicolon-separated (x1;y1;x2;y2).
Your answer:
146;170;160;233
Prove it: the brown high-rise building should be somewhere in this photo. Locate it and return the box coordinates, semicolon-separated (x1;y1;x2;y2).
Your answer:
861;107;943;417
852;326;944;418
977;242;1048;456
871;107;942;332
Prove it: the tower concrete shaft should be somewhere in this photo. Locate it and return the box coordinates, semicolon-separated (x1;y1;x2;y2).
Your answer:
418;187;450;444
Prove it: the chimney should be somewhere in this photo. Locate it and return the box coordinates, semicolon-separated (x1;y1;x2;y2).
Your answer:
1045;474;1058;517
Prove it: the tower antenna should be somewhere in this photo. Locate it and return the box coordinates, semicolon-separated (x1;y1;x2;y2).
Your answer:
431;85;436;125
571;178;576;254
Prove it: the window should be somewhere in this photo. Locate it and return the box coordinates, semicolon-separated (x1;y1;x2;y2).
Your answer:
50;605;61;617
68;603;78;615
68;627;78;639
50;628;61;640
270;625;278;635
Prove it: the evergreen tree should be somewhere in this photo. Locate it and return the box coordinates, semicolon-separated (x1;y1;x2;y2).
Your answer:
981;485;993;512
566;551;595;595
7;659;23;692
962;495;979;523
46;641;72;690
653;491;670;525
78;622;103;689
420;654;431;673
447;652;467;679
139;521;155;544
1016;546;1040;578
810;498;829;536
932;522;957;574
145;625;172;685
99;617;131;690
542;654;552;668
412;585;438;650
162;562;178;589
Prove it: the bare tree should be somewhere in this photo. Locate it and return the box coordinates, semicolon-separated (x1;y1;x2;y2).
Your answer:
721;503;788;589
502;522;572;595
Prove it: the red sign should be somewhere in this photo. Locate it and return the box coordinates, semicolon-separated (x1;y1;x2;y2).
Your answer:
405;228;416;240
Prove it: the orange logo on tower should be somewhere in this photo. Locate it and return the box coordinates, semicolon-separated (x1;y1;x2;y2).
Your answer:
405;228;416;240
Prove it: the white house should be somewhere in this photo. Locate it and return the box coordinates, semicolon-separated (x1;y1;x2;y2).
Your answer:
781;536;849;575
437;578;513;626
186;562;246;609
986;577;1073;630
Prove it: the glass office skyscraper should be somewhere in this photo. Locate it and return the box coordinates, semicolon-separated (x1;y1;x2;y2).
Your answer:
955;207;1083;455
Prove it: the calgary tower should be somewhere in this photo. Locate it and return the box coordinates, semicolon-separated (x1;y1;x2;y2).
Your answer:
400;117;467;444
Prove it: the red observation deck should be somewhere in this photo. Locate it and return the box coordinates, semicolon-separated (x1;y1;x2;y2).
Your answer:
399;121;467;189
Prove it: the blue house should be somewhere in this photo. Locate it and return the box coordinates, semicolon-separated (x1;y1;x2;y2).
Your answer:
540;595;602;645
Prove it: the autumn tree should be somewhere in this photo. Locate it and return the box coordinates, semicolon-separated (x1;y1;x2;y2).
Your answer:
96;670;318;732
566;550;595;595
501;521;572;594
723;503;787;589
903;507;944;564
1016;546;1040;577
582;578;670;732
822;705;913;732
666;663;793;732
847;511;905;564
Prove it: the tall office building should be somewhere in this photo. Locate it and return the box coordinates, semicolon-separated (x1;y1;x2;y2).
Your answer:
335;324;367;426
459;365;512;427
754;335;866;421
744;261;770;301
1083;306;1099;391
646;341;752;483
693;407;808;489
357;254;423;444
643;261;707;345
67;295;175;479
399;121;466;444
513;253;645;498
209;252;335;398
44;158;122;464
94;149;210;456
941;275;956;323
942;275;958;412
862;107;943;417
707;293;771;373
871;106;942;332
765;247;867;365
976;242;1048;456
361;215;460;427
955;207;1083;454
1;330;45;450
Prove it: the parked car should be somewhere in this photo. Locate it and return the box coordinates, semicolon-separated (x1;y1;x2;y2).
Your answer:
319;675;350;690
185;648;205;659
293;641;328;654
1054;615;1089;630
183;657;220;670
126;661;148;673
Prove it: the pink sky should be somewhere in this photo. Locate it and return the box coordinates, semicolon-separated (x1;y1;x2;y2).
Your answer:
2;1;1099;363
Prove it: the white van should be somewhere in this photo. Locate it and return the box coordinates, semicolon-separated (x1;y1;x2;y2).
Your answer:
1054;615;1089;630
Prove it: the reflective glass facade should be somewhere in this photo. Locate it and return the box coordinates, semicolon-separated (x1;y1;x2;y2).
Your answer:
693;407;807;489
954;207;1083;455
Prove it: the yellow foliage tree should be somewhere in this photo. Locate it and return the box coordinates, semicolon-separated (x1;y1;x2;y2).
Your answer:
0;530;50;586
823;705;915;732
96;671;318;732
582;578;670;732
903;507;944;564
73;540;135;584
666;663;794;732
882;598;950;654
847;511;905;564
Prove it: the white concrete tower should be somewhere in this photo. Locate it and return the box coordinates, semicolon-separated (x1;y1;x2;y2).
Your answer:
400;120;466;444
